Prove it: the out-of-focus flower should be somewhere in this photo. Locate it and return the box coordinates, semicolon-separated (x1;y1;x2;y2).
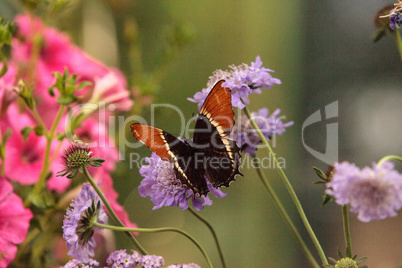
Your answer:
61;258;100;268
12;14;132;126
62;184;108;262
230;108;293;156
106;249;142;267
74;118;119;172
188;56;281;109
141;254;165;268
90;72;133;112
0;176;33;267
139;153;226;211
326;161;402;222
0;63;17;116
166;264;201;268
2;105;46;184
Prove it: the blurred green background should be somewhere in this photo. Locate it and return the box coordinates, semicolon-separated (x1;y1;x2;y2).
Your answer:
1;0;401;267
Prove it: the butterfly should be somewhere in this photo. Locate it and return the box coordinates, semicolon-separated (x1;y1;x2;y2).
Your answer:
131;80;242;196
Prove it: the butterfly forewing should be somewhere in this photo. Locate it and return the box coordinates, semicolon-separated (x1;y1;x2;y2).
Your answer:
193;80;242;188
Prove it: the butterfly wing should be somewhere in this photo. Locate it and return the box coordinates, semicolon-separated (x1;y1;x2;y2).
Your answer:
193;80;242;188
131;124;209;195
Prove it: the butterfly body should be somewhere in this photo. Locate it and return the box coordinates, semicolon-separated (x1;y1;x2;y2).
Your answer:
131;80;242;196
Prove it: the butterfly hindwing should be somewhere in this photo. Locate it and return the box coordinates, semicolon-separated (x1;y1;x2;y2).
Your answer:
131;123;209;195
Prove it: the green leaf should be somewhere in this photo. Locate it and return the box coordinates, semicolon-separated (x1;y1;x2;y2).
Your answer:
0;61;8;78
356;256;368;264
21;126;33;141
3;128;12;144
328;257;337;264
337;248;343;259
313;180;326;184
313;166;327;180
56;95;78;105
372;27;387;43
322;193;333;206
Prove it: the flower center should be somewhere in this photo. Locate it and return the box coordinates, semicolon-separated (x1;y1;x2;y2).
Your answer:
21;146;40;163
355;179;389;206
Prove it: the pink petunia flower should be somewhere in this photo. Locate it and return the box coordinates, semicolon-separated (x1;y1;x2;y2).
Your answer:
11;14;133;127
2;105;46;184
0;176;33;267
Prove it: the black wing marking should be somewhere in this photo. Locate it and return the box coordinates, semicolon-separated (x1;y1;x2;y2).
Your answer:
192;80;243;189
131;123;209;195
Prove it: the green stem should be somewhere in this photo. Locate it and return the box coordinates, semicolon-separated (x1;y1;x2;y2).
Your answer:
377;155;402;168
94;222;213;268
242;106;328;266
342;205;352;258
82;167;148;255
255;160;320;268
188;206;226;268
394;29;402;60
27;105;66;207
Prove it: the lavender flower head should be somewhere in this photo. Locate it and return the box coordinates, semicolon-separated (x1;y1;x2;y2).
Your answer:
61;258;99;268
106;249;142;268
188;56;281;109
230;108;293;156
139;153;227;211
326;161;402;222
141;254;165;268
62;184;108;262
166;263;201;268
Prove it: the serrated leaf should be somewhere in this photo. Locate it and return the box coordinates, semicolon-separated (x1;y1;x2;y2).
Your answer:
21;126;33;141
313;166;327;180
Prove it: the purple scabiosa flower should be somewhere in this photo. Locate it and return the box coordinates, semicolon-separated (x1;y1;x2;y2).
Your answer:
326;161;402;222
390;11;402;30
139;152;226;211
188;56;281;110
106;249;142;268
62;184;108;262
61;258;99;268
141;254;165;268
230;108;294;156
166;263;201;268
